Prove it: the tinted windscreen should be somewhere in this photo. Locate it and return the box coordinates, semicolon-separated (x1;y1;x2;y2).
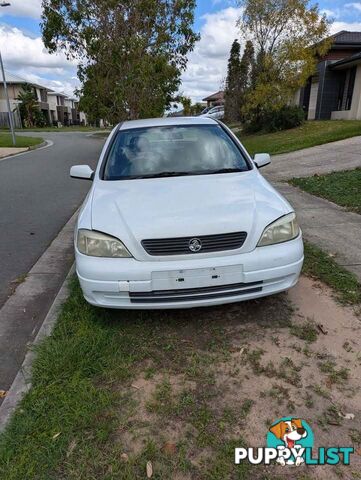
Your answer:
103;125;250;180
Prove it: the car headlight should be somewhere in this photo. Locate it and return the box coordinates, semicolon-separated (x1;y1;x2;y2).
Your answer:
257;213;300;247
77;229;132;257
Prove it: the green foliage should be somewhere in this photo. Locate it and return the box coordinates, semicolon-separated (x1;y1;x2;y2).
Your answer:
243;104;305;133
238;0;331;129
33;109;48;128
41;0;199;123
178;95;192;116
225;40;255;122
224;39;242;122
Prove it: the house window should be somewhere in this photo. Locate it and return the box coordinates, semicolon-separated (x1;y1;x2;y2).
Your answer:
338;67;357;111
40;89;47;103
346;66;356;110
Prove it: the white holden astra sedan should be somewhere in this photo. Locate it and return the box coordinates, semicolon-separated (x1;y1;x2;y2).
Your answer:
70;117;303;309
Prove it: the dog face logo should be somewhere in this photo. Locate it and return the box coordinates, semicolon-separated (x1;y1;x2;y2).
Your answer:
269;418;307;449
267;417;313;466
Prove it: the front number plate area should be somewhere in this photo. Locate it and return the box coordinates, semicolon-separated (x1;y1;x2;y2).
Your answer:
151;265;243;291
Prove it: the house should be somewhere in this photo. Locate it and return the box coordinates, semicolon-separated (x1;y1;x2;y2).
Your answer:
296;31;361;120
0;70;87;127
0;71;52;127
202;91;225;108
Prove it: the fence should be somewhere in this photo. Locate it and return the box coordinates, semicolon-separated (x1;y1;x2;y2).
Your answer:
0;111;22;129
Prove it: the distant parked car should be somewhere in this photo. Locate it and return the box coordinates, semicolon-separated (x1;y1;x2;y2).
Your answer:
70;116;303;309
200;105;224;120
199;106;213;115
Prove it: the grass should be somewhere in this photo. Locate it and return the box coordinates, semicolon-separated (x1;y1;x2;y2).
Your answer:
235;120;361;156
290;320;318;343
290;168;361;214
0;133;43;148
0;278;253;480
303;241;361;305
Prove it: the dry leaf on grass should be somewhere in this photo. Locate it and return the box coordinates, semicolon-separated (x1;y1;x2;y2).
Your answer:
52;432;61;440
146;460;153;478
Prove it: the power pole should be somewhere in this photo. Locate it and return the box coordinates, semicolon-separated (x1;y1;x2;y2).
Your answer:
0;1;16;146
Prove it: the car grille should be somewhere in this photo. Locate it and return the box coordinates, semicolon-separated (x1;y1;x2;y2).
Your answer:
141;231;247;256
129;281;262;304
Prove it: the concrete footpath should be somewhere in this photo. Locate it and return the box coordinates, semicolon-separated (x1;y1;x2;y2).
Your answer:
264;136;361;282
0;147;28;159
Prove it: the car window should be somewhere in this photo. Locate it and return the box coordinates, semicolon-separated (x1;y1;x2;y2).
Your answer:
103;125;250;180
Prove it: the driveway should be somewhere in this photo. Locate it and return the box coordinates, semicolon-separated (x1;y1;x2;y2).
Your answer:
266;135;361;181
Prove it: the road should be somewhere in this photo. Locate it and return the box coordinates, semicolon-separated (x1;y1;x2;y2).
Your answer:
0;132;104;305
0;132;105;400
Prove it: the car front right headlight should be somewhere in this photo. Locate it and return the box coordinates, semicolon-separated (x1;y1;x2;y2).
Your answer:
77;229;132;257
257;213;300;247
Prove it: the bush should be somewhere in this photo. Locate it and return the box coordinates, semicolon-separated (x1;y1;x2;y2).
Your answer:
33;110;48;127
243;105;305;133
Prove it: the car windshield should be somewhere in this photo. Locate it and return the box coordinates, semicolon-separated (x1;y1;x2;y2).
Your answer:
103;124;250;180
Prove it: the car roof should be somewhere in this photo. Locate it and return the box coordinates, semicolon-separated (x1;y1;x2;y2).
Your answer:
119;116;218;130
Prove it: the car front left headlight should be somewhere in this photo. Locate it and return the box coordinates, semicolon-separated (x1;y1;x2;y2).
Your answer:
77;229;132;257
257;213;300;247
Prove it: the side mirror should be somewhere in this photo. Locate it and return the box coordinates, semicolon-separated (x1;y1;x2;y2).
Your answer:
70;165;94;180
254;153;271;169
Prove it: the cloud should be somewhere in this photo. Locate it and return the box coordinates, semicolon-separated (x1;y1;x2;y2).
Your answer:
181;4;361;103
181;7;242;102
330;20;361;34
0;24;78;96
0;0;42;19
345;3;361;13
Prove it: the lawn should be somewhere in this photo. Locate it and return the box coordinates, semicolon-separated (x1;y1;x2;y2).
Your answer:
0;133;43;148
235;120;361;156
1;240;361;478
290;168;361;215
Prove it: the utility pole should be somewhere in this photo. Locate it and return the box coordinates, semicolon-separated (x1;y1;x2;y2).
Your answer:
0;1;16;146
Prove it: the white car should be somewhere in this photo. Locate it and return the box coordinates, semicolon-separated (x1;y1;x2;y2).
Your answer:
200;105;224;120
70;117;303;309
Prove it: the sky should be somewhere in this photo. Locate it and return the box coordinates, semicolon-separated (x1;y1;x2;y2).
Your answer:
0;0;361;101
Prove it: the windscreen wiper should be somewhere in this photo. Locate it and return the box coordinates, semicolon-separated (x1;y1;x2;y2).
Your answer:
133;171;192;179
209;168;243;174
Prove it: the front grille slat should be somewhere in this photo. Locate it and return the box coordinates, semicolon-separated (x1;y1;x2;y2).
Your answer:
130;286;263;304
130;280;263;298
142;231;247;256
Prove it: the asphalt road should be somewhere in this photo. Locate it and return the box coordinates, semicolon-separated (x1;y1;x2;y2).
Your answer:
0;132;105;306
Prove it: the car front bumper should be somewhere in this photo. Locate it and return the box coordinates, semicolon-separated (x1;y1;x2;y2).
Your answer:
76;236;303;309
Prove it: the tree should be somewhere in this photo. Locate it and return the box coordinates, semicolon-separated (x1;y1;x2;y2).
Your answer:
17;84;39;128
41;0;199;122
224;39;242;122
238;0;331;114
178;95;192;116
239;40;255;92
